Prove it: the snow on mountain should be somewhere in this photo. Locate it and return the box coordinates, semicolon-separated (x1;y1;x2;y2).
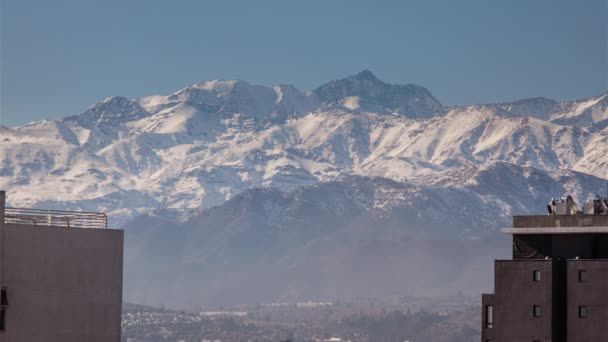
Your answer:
495;93;608;131
494;97;561;121
4;70;607;306
62;96;151;150
123;164;607;307
0;71;607;227
314;70;444;117
551;93;608;131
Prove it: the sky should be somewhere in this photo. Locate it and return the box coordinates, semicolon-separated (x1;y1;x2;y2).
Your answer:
0;0;607;126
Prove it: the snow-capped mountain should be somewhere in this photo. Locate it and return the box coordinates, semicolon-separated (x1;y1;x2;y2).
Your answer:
0;71;606;227
123;164;608;307
314;70;444;117
495;93;608;131
3;70;607;307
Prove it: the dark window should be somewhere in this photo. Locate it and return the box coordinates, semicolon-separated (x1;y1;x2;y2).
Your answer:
1;288;7;307
533;270;541;282
485;305;493;328
533;305;541;317
578;306;587;318
0;288;6;331
579;270;587;282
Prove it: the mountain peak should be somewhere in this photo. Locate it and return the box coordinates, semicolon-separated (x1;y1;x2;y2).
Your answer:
354;69;380;81
64;96;149;129
313;70;443;118
100;96;131;105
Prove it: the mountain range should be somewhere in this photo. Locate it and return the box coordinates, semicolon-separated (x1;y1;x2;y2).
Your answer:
1;70;607;306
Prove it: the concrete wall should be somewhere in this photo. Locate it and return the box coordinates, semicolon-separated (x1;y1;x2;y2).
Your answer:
0;224;123;342
513;215;608;228
567;260;608;342
484;214;608;341
482;260;554;342
480;294;494;341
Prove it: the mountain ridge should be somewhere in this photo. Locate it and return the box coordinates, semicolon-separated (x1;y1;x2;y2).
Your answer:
123;162;608;307
1;71;607;226
3;70;608;307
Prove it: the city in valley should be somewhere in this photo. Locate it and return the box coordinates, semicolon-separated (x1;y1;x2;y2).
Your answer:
121;296;479;342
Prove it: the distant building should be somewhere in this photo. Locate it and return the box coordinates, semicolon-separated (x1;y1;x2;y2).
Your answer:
0;191;123;342
482;194;608;341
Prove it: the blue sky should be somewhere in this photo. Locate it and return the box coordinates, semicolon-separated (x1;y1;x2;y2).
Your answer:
1;0;606;126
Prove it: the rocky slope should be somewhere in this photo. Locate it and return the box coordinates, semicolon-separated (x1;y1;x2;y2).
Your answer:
2;71;607;306
1;71;606;227
123;164;607;307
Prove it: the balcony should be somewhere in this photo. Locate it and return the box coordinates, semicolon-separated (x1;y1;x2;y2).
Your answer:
3;207;107;229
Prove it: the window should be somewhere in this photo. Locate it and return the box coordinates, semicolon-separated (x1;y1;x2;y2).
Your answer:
1;288;7;307
0;287;6;331
485;305;493;328
533;270;541;282
578;306;587;318
579;270;587;282
533;305;541;317
0;309;5;331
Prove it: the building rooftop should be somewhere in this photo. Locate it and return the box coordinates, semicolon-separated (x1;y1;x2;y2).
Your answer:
4;207;107;229
502;194;608;235
0;191;107;229
502;226;608;235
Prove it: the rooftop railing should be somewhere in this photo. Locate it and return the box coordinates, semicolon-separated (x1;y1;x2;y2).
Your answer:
513;214;608;228
3;207;107;229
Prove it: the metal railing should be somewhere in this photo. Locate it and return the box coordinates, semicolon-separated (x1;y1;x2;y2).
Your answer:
3;207;107;229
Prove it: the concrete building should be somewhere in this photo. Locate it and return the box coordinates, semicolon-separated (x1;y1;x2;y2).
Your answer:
0;191;123;342
482;194;608;342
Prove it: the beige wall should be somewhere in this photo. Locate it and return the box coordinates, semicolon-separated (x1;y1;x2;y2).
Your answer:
0;224;123;342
